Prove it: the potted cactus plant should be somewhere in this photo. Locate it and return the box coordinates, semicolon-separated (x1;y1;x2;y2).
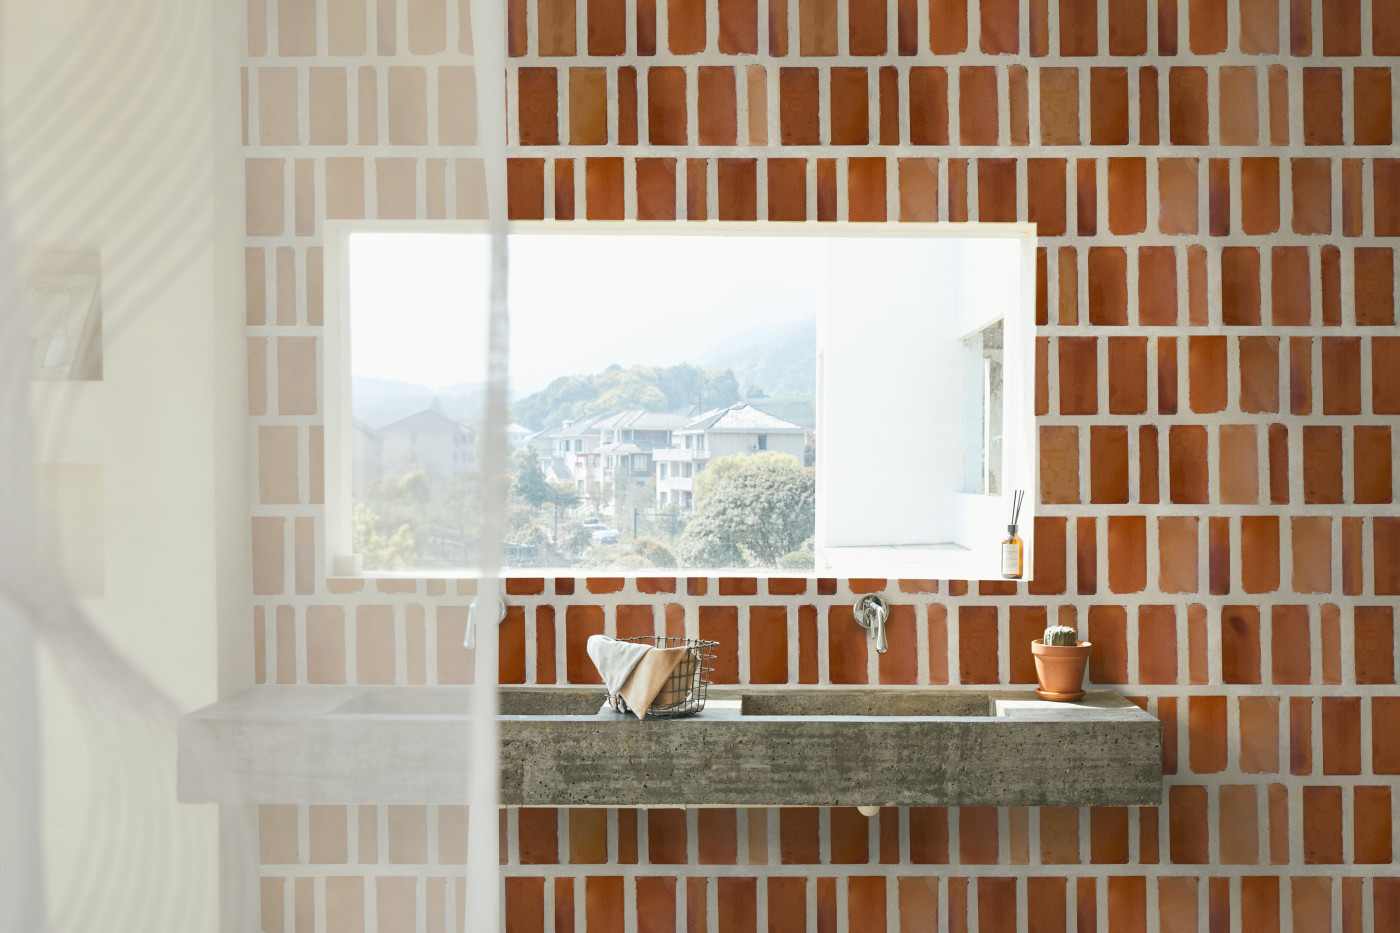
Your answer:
1031;622;1091;701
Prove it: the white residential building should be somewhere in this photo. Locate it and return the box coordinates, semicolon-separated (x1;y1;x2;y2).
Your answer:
376;408;477;487
654;403;807;509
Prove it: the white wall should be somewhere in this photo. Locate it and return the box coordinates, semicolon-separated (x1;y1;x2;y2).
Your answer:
1;0;247;926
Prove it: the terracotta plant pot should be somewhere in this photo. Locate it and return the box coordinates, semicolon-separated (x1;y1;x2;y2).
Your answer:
1031;640;1092;701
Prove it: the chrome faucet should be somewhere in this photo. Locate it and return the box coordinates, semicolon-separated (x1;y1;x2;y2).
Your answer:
853;594;890;654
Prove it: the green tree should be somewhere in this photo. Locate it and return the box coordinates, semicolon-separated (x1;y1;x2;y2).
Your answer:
704;368;741;408
678;453;815;567
510;445;552;508
352;502;417;569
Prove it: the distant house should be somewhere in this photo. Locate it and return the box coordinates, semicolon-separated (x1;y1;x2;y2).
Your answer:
535;413;610;494
654;403;806;510
376;408;477;486
505;422;535;449
593;409;695;490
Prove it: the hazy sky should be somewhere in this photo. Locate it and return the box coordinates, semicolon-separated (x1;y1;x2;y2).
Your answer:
349;232;826;394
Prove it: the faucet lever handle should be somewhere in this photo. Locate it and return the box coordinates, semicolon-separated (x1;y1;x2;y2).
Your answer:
852;594;890;654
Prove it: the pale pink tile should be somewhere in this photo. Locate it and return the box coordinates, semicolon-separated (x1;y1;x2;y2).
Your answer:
377;0;397;53
377;877;416;933
258;67;298;145
405;603;427;684
357;605;396;684
246;159;284;236
326;157;366;218
325;877;365;933
248;0;267;55
295;160;315;236
294;516;315;595
309;68;348;144
278;0;317;54
275;246;296;325
328;0;368;54
455;158;487;218
294;878;314;933
306;606;347;684
359;67;379;144
259;426;299;505
438;806;468;864
306;247;324;325
260;878;284;933
248;338;268;416
408;0;446;51
241;68;250;145
245;248;266;325
436;606;473;684
359;805;380;863
426;878;446;933
388;805;428;863
276;605;296;683
376;158;417;219
387;67;428;144
437;66;477;145
310;805;349;863
457;0;473;50
252;516;285;595
254;606;267;684
277;337;317;415
259;805;299;864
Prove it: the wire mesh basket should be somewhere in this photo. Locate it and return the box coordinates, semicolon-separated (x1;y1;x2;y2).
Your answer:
607;636;717;718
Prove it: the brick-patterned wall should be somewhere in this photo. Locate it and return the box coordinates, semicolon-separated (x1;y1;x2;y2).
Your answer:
244;0;1400;928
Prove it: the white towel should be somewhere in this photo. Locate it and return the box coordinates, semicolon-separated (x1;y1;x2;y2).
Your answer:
586;635;652;697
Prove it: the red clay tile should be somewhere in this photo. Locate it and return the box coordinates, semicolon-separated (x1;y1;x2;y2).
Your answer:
1026;158;1066;236
947;157;969;221
1290;159;1331;235
1219;425;1260;506
1374;519;1400;594
848;158;887;221
1087;606;1128;684
957;808;998;864
908;807;949;864
1291;517;1332;594
957;606;998;684
1168;426;1209;503
766;878;805;933
1322;604;1343;682
554;159;576;219
1188;244;1210;323
779;68;819;145
648;67;686;145
1271;605;1311;685
1138;247;1178;325
1290;337;1313;415
1222;606;1263;683
565;606;605;684
798;605;818;684
927;0;966;51
1076;159;1097;235
1105;337;1147;414
1355;426;1393;504
716;0;756;51
699;808;737;864
518;809;559;863
977;158;1016;222
1321;696;1361;775
1290;696;1313;775
1241;516;1281;594
828;605;868;684
1188;0;1226;51
1321;337;1361;414
1341;159;1364;238
1059;0;1097;54
568;68;607;145
698;606;739;682
959;67;998;145
666;0;705;51
1354;68;1392;145
636;158;677;220
717;158;757;220
1378;160;1400;235
646;808;687;864
1322;0;1361;53
1090;67;1129;145
1271;431;1289;506
1354;786;1392;865
898;157;937;221
1303;68;1343;144
909;67;949;145
877;604;918;685
1029;517;1067;596
1375;337;1400;414
877;67;897;144
1189;695;1228;773
1355;606;1395;685
698;67;737;145
748;606;788;684
779;808;818;864
1220;67;1260;146
1188;336;1227;413
1077;518;1097;595
1302;426;1343;504
827;808;870;865
1208;157;1230;235
1302;786;1343;863
1269;64;1289;144
1239;337;1279;413
767;158;806;221
1374;698;1400;773
1057;246;1077;324
1087;247;1128;324
585;157;623;219
1158;158;1198;235
1107;517;1147;593
518;69;559;144
1209;516;1231;596
1222;247;1264;328
1169;68;1209;144
1158;517;1199;594
1169;785;1209;863
1356;248;1395;327
1058;338;1098;415
1239;696;1280;773
1138;65;1160;145
1039;67;1079;145
1140;425;1160;505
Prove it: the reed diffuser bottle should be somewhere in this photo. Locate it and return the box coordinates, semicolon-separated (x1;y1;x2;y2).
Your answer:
1001;489;1025;579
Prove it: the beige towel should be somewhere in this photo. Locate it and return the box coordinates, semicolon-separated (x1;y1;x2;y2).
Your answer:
619;646;691;720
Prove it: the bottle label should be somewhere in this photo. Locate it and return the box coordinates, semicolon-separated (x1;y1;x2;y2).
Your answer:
1002;542;1020;577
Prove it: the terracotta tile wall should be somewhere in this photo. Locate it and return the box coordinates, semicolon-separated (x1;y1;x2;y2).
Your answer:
245;0;1399;928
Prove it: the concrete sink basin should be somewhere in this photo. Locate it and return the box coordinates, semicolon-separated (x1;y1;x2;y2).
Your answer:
179;685;1161;808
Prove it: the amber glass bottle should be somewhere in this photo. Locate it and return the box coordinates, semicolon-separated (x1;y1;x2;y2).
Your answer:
1001;524;1023;579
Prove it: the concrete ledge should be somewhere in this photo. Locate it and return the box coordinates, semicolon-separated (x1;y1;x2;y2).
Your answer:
178;686;1161;808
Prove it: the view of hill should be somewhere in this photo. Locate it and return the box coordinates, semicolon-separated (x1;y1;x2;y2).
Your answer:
509;363;741;432
699;315;816;400
352;377;489;429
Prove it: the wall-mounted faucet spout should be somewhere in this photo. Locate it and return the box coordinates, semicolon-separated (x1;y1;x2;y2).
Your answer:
853;594;890;654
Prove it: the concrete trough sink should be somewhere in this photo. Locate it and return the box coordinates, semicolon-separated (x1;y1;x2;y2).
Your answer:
179;685;1161;808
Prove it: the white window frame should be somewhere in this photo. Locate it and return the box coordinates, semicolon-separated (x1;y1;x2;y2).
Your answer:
323;219;1038;579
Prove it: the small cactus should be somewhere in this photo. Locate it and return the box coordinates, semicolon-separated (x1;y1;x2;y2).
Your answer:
1042;624;1079;647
